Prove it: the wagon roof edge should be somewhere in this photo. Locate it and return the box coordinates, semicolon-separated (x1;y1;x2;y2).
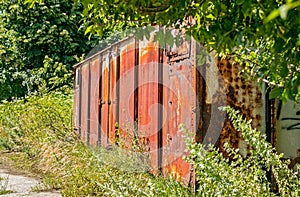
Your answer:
73;36;134;69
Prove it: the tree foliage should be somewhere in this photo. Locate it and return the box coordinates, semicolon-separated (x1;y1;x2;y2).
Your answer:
72;0;299;102
0;0;98;101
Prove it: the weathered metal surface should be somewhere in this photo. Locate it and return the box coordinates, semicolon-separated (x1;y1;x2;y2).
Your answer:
118;38;136;138
138;40;159;171
80;62;89;144
161;38;197;183
109;53;118;144
161;58;196;183
73;69;80;134
212;59;264;156
73;34;270;186
89;57;101;146
100;52;110;147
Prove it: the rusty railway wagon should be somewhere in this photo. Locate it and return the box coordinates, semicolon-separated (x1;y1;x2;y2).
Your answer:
73;32;300;184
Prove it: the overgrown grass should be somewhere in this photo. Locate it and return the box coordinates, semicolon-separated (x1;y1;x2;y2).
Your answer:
0;90;192;196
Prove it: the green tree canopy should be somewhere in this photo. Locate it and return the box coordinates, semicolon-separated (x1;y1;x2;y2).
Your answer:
0;0;98;101
78;0;299;102
23;0;300;102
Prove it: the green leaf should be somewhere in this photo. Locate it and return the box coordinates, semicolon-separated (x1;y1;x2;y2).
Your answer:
236;0;245;6
84;25;93;35
264;9;280;23
269;87;283;99
279;63;289;78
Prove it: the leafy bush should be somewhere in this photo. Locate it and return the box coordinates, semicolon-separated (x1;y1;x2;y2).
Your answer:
0;0;99;101
185;106;300;196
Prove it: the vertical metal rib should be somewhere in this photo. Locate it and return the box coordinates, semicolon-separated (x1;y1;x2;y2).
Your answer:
134;38;139;134
157;47;164;171
98;55;103;146
115;47;121;142
78;68;82;137
106;52;111;145
87;61;91;145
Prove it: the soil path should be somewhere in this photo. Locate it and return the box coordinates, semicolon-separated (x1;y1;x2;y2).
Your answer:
0;168;61;197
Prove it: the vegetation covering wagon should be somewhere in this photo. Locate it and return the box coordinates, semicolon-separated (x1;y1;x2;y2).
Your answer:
73;30;299;184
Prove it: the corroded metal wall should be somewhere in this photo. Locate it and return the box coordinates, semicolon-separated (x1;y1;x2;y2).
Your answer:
206;58;264;157
73;35;267;185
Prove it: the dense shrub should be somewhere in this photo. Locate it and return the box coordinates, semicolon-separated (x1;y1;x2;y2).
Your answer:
0;0;99;101
185;106;300;196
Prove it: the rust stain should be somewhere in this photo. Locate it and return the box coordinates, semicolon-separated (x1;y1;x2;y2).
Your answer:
214;57;263;157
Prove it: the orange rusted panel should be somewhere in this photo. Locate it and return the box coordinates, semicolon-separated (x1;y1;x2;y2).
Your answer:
138;40;160;171
160;38;198;184
100;52;110;147
161;59;196;184
118;38;136;138
80;62;89;143
89;57;101;146
109;54;118;144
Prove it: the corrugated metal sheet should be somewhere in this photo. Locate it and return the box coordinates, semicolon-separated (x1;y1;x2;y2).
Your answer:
73;33;269;185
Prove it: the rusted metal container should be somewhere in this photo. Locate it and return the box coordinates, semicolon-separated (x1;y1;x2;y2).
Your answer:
73;32;271;184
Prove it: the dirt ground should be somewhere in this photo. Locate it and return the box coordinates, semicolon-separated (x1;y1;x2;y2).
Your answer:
0;155;61;197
